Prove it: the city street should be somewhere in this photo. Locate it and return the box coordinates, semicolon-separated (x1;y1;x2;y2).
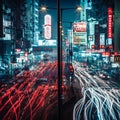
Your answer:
0;0;120;120
0;60;120;120
0;61;76;120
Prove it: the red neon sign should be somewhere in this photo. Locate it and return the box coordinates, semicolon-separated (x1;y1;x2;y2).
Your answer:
114;52;118;56
108;7;113;38
102;52;110;56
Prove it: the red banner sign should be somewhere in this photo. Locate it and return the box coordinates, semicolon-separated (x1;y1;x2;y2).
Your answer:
108;7;113;38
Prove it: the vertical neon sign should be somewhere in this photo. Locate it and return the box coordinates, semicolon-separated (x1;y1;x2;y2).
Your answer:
44;14;51;39
107;7;113;45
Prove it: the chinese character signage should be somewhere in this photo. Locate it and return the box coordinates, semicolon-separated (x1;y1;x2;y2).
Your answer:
73;22;87;32
108;7;113;38
44;14;51;39
100;33;105;45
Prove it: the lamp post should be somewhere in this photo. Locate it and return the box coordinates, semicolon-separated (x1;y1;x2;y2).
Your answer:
41;4;82;119
57;1;62;119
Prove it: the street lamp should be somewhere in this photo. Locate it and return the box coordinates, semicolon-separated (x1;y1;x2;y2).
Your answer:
40;5;82;58
41;4;82;119
40;6;47;11
41;6;82;13
76;6;82;11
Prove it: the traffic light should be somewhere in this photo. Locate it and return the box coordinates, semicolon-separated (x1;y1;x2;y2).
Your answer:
91;45;95;49
68;63;74;75
100;45;105;49
24;51;28;57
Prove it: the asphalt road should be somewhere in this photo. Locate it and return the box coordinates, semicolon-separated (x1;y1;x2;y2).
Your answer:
43;79;82;120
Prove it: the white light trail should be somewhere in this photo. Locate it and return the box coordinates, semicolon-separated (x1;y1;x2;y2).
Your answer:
73;61;120;120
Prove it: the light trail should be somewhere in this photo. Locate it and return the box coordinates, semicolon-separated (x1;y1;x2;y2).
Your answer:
0;61;68;120
73;61;120;120
0;61;59;120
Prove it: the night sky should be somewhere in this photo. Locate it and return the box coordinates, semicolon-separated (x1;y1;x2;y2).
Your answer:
39;0;80;39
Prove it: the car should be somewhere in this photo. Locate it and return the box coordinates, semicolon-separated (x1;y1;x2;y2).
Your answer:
98;72;110;80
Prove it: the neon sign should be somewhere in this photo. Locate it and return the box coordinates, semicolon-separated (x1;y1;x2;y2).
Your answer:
44;14;51;39
73;22;87;32
108;7;113;38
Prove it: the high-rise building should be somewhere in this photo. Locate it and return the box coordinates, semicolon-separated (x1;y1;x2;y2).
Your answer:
33;0;39;45
114;0;120;52
0;0;40;76
20;0;39;46
0;0;15;75
16;0;39;49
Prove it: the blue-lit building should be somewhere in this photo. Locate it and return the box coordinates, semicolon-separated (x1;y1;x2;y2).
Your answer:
0;0;40;76
0;0;15;76
19;0;39;45
16;0;39;48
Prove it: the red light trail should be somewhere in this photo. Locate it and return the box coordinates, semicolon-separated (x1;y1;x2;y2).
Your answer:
0;61;68;120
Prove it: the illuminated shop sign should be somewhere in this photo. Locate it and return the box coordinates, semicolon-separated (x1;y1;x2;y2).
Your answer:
73;22;87;32
44;26;51;39
108;7;113;39
100;33;105;46
73;32;86;45
114;55;120;62
44;14;51;39
44;14;51;25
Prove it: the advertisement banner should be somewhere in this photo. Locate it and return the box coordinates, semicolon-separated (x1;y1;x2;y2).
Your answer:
73;32;86;45
100;33;105;45
73;22;87;32
108;7;113;39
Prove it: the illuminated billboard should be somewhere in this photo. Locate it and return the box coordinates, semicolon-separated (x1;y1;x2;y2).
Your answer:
73;22;87;32
107;7;113;46
44;14;51;39
100;33;105;45
73;32;86;45
108;7;113;39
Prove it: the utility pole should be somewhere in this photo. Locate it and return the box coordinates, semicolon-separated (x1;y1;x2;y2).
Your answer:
57;0;62;119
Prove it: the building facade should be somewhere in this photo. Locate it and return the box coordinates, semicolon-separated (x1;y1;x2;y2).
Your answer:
0;0;40;76
0;0;15;76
